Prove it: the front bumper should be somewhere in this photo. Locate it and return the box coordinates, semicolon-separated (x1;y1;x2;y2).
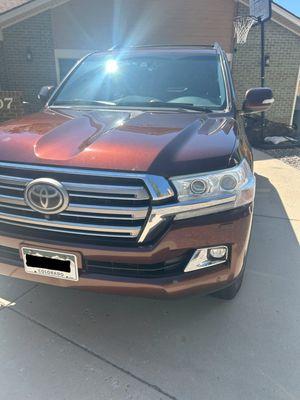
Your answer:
0;204;253;298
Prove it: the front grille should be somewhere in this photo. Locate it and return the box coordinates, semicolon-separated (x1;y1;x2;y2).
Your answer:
86;254;191;278
0;245;191;279
0;163;153;244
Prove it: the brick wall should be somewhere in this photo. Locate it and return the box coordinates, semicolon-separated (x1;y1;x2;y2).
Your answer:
0;91;24;122
232;3;300;125
0;41;8;90
1;11;57;112
52;0;236;53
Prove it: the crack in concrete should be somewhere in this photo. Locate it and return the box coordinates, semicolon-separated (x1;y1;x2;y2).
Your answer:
7;307;178;400
0;284;39;312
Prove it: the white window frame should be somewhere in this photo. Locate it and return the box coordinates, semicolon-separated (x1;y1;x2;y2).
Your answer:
291;66;300;126
54;49;95;84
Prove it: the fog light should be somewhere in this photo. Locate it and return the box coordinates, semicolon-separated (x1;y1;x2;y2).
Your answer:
208;246;227;259
184;246;228;273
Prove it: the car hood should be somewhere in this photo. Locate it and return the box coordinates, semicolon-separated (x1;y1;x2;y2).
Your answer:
0;108;237;177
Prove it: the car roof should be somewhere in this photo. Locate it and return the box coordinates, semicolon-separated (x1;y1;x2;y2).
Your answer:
92;46;218;58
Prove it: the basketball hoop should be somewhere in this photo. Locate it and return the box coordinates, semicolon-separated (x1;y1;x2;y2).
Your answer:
233;16;257;44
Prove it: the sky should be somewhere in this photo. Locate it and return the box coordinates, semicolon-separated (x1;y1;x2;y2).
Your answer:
275;0;300;17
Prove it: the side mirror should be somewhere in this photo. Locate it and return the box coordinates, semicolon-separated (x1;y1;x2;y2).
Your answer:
38;86;55;106
242;87;274;114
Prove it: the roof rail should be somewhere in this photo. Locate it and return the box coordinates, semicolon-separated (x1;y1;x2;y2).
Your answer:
213;42;223;53
107;43;224;52
128;44;215;49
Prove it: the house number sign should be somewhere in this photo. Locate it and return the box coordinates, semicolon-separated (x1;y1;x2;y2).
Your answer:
0;98;13;110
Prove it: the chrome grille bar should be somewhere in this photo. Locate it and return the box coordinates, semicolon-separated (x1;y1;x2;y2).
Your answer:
0;194;26;206
0;162;174;242
0;219;136;238
67;204;148;219
0;174;30;186
0;184;24;191
0;175;149;200
61;212;142;221
0;211;141;237
63;182;149;200
0;194;148;219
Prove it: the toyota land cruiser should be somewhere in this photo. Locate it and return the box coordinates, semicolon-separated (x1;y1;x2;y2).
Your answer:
0;44;274;299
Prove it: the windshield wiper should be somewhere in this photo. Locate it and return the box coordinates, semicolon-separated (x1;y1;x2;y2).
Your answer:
51;99;214;112
115;101;213;112
52;99;116;107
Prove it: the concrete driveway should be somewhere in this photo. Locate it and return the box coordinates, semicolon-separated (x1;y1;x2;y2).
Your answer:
0;150;299;400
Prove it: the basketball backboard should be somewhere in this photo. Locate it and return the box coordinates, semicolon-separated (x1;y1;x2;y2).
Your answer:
250;0;272;22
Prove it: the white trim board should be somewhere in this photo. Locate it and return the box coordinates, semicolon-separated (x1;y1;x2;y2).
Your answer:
290;66;300;125
54;49;95;59
54;48;95;84
0;0;71;29
273;3;300;27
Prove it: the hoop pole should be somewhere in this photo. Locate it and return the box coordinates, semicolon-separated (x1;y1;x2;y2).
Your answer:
259;17;265;141
260;17;265;87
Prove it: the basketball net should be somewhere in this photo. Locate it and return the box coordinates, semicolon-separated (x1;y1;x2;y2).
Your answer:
233;16;257;44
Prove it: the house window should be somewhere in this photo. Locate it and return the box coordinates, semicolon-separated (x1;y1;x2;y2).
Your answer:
58;58;78;81
55;50;94;84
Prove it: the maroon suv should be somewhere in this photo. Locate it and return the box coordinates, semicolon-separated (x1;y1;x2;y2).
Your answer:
0;44;273;299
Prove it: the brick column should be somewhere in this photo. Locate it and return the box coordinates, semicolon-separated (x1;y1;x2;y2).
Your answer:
2;10;57;112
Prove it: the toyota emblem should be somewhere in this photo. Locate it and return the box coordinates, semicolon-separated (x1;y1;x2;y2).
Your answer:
25;178;69;214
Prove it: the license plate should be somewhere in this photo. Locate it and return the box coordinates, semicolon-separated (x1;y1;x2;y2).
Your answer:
21;247;79;281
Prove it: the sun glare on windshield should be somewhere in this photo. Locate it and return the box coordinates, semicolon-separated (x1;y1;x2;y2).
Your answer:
105;59;119;74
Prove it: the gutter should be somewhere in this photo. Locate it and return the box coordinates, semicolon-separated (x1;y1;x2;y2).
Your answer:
0;0;71;30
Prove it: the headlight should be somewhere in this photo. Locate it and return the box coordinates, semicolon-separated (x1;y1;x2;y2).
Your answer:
139;160;255;242
170;159;255;207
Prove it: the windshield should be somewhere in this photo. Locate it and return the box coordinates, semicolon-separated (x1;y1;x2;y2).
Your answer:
51;52;227;111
